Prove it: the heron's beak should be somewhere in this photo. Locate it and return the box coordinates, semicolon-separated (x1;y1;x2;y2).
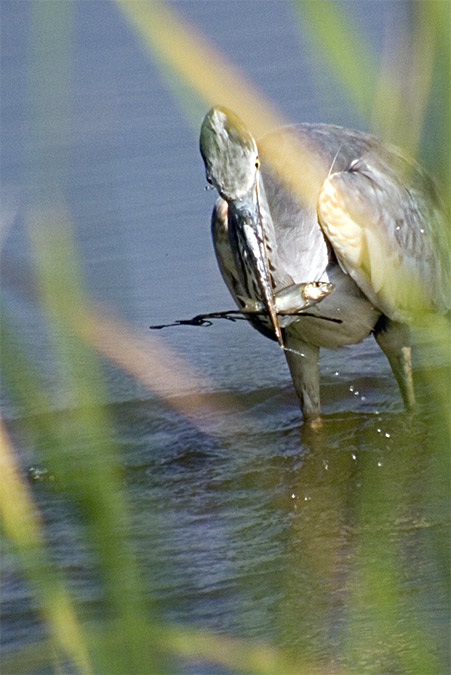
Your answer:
229;185;283;348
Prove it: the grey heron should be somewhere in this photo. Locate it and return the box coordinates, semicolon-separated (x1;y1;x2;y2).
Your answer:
200;106;449;425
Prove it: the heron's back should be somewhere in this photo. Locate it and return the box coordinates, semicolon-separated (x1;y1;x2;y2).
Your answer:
260;123;449;318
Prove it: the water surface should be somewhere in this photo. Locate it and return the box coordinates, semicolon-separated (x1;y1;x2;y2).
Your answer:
1;1;449;673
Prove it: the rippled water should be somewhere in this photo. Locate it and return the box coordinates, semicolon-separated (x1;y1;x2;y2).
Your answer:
1;1;449;672
3;378;449;671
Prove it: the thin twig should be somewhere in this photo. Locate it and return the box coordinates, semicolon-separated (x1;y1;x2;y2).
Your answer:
149;309;342;330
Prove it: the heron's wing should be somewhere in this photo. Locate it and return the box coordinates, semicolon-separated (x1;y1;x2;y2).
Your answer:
317;154;450;322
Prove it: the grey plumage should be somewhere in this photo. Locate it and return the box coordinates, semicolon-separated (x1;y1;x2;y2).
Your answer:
200;106;449;424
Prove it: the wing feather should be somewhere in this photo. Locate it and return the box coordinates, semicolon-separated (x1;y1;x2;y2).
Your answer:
317;152;449;322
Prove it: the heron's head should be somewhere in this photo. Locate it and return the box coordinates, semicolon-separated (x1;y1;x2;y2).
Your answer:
200;106;259;201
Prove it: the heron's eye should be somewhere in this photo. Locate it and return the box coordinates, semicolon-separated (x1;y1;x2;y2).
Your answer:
255;157;260;170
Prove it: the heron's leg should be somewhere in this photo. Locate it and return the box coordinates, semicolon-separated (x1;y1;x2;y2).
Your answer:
374;317;416;410
283;326;321;425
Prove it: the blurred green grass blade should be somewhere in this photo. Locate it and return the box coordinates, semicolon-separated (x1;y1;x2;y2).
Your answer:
413;322;451;439
0;421;93;674
344;438;448;674
114;0;284;138
372;1;449;158
371;4;431;153
417;0;451;187
25;208;161;673
4;11;91;663
1;622;327;675
116;0;342;209
1;303;156;672
293;0;450;168
27;0;73;197
293;0;377;120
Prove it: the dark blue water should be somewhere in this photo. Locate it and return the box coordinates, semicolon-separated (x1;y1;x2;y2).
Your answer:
1;1;449;673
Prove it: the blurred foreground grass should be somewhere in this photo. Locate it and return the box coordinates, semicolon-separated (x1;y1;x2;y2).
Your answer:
1;1;449;673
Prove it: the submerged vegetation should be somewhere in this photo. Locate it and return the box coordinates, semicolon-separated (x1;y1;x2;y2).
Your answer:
1;1;449;673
